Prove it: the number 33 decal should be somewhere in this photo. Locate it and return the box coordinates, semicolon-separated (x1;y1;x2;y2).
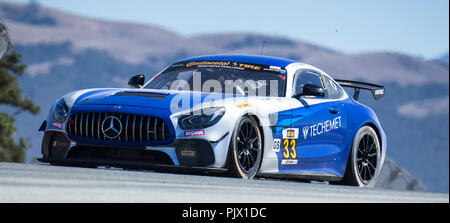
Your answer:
282;139;297;159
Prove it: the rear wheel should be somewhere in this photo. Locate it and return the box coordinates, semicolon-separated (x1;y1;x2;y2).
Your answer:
228;116;262;179
340;125;381;187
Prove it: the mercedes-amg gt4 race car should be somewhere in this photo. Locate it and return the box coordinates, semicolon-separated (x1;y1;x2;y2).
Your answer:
38;54;386;187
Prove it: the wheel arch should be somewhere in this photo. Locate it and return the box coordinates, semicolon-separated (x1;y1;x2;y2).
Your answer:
226;112;265;165
362;121;383;155
337;121;383;186
224;113;265;169
226;113;265;177
245;113;265;157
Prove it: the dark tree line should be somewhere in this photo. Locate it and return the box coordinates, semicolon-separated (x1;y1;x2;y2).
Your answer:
0;50;40;162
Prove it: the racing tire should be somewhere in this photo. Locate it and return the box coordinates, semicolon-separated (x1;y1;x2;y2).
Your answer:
340;125;381;187
227;116;263;179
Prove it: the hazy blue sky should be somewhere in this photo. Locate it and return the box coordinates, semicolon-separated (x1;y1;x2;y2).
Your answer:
6;0;449;59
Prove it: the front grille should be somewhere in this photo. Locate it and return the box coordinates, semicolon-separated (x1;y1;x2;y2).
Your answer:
67;112;170;142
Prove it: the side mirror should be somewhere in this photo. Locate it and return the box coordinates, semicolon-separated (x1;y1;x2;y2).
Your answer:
293;84;325;98
128;74;145;88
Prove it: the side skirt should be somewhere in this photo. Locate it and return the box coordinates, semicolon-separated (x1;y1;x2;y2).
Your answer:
257;172;342;182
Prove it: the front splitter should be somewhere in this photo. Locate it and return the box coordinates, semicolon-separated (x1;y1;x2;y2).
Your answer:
38;158;228;175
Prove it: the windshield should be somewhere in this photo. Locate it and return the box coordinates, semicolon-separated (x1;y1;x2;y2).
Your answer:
145;61;286;97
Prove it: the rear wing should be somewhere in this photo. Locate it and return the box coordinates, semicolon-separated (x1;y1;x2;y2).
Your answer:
334;79;385;100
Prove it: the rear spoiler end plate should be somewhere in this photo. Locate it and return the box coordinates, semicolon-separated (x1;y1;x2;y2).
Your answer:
335;79;385;100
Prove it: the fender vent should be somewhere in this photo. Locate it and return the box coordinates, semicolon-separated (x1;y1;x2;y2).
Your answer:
116;92;167;99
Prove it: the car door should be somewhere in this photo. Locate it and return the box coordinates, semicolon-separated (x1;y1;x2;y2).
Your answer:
288;69;347;165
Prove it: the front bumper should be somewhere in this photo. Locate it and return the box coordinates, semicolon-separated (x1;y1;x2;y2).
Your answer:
40;130;229;172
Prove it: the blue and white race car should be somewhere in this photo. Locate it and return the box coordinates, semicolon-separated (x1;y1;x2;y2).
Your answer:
39;54;386;187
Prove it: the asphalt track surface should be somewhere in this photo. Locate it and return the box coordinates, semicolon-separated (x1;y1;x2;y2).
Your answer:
0;162;448;203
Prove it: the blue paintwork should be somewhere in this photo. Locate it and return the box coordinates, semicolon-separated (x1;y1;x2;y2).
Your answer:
75;89;173;110
74;89;240;110
273;96;383;177
276;99;349;176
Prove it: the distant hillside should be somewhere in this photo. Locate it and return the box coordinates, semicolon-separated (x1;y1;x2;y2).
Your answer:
432;52;449;68
1;1;447;85
0;1;448;193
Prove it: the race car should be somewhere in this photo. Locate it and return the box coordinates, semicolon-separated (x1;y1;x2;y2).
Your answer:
38;54;386;187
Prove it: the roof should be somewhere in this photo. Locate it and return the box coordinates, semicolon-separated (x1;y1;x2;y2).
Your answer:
178;54;298;68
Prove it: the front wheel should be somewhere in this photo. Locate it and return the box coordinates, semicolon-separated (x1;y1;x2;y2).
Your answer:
340;125;381;187
228;116;262;179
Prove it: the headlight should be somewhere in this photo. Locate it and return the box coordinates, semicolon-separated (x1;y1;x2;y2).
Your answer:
178;107;226;130
53;98;68;122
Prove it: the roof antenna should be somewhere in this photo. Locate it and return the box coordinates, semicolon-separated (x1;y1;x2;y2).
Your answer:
259;40;266;55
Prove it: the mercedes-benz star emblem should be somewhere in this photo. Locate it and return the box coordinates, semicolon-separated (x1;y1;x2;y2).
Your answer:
101;116;122;139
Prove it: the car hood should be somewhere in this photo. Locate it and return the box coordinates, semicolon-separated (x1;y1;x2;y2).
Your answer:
72;88;233;111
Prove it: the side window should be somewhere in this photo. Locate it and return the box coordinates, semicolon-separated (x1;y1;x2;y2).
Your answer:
293;70;328;98
322;75;345;99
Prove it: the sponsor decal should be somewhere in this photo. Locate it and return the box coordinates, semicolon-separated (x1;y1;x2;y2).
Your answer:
52;141;69;148
186;61;232;68
263;65;287;74
281;159;298;165
269;113;278;125
282;139;297;159
180;149;196;158
179;61;289;75
303;116;342;139
280;129;298;165
287;129;295;138
236;103;251;108
184;130;205;137
185;61;262;71
302;126;309;140
272;139;281;152
236;63;262;70
51;121;63;129
374;89;384;96
282;128;298;139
